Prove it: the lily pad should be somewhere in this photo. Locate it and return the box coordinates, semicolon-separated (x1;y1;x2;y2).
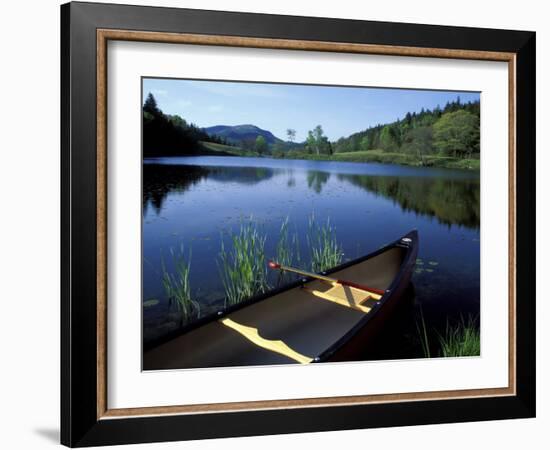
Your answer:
428;261;439;266
425;268;434;273
143;299;159;308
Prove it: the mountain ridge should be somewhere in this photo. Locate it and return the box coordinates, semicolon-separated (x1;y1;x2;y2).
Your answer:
204;124;284;146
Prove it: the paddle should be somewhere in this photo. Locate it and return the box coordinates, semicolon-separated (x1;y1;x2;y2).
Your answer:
268;261;386;296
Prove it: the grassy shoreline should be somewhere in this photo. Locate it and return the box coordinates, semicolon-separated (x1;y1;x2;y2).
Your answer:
198;142;479;171
277;149;480;170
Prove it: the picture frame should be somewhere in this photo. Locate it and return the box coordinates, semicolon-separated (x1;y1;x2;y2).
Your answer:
61;1;536;447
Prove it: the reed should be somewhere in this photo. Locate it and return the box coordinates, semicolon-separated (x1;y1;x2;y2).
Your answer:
416;306;431;358
161;245;200;324
274;217;301;284
438;316;480;357
307;214;343;273
219;221;269;307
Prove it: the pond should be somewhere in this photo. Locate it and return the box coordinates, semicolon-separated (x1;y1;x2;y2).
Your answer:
143;156;480;360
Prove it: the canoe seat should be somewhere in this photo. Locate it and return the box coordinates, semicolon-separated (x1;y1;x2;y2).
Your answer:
219;317;313;364
302;282;381;313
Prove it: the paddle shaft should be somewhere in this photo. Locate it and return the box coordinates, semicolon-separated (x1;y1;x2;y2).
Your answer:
268;261;386;296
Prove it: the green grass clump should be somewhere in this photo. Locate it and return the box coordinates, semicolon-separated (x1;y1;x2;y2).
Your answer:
416;311;480;358
274;217;301;284
161;245;200;324
219;221;269;306
438;316;480;357
307;215;343;273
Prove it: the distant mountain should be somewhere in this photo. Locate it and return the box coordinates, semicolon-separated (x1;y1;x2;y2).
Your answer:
204;124;283;146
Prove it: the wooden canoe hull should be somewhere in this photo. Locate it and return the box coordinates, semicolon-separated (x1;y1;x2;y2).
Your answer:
143;230;418;370
323;247;416;362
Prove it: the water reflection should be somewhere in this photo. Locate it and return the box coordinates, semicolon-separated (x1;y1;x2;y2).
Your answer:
307;171;331;193
142;157;480;351
143;164;209;215
338;174;480;229
143;164;276;214
144;162;479;229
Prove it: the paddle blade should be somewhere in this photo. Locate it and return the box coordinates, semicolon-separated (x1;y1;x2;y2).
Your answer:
268;261;281;270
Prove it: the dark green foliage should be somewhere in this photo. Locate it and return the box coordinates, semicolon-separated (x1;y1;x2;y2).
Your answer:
143;92;161;116
332;98;480;161
142;93;233;157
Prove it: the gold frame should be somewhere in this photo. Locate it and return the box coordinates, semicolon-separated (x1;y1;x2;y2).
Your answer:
96;29;516;420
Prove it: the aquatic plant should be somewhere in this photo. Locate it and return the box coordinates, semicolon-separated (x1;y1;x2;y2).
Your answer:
416;306;431;358
416;311;480;358
143;298;159;308
307;214;343;273
274;217;301;284
219;221;269;306
438;316;480;357
161;245;200;324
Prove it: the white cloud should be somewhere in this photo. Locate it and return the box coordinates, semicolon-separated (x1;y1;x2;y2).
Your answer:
177;99;192;108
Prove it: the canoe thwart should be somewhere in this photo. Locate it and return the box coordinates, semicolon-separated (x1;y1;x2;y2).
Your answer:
301;282;380;313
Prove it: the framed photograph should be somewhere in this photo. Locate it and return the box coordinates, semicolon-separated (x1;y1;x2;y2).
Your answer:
61;1;535;447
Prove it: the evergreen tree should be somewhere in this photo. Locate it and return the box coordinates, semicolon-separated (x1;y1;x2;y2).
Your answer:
143;93;161;116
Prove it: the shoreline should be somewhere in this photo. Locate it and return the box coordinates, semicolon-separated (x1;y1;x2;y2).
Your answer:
197;142;480;171
273;150;480;171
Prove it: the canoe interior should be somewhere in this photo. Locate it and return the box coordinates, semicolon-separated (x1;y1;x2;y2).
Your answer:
144;246;406;370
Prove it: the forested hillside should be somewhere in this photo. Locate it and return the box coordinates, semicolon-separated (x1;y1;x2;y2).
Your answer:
204;124;282;148
143;91;480;169
142;93;233;157
332;98;480;160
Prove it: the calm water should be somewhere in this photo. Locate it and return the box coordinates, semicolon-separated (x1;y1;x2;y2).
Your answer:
143;156;480;358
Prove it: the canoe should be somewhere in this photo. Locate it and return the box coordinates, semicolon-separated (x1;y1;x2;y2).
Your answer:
143;230;418;370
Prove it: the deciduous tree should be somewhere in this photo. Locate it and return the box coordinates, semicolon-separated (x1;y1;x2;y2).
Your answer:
433;110;479;158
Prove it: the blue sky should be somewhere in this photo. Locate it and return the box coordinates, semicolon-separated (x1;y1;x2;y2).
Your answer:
143;78;480;142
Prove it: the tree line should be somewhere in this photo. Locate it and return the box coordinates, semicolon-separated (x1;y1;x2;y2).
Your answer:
143;93;233;157
143;91;480;162
331;97;480;159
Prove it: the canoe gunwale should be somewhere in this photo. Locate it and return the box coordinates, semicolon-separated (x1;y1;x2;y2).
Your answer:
143;230;418;356
315;231;418;362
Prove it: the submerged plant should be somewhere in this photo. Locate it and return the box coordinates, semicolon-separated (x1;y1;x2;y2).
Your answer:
307;214;343;273
438;316;480;357
219;220;269;307
161;244;200;325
